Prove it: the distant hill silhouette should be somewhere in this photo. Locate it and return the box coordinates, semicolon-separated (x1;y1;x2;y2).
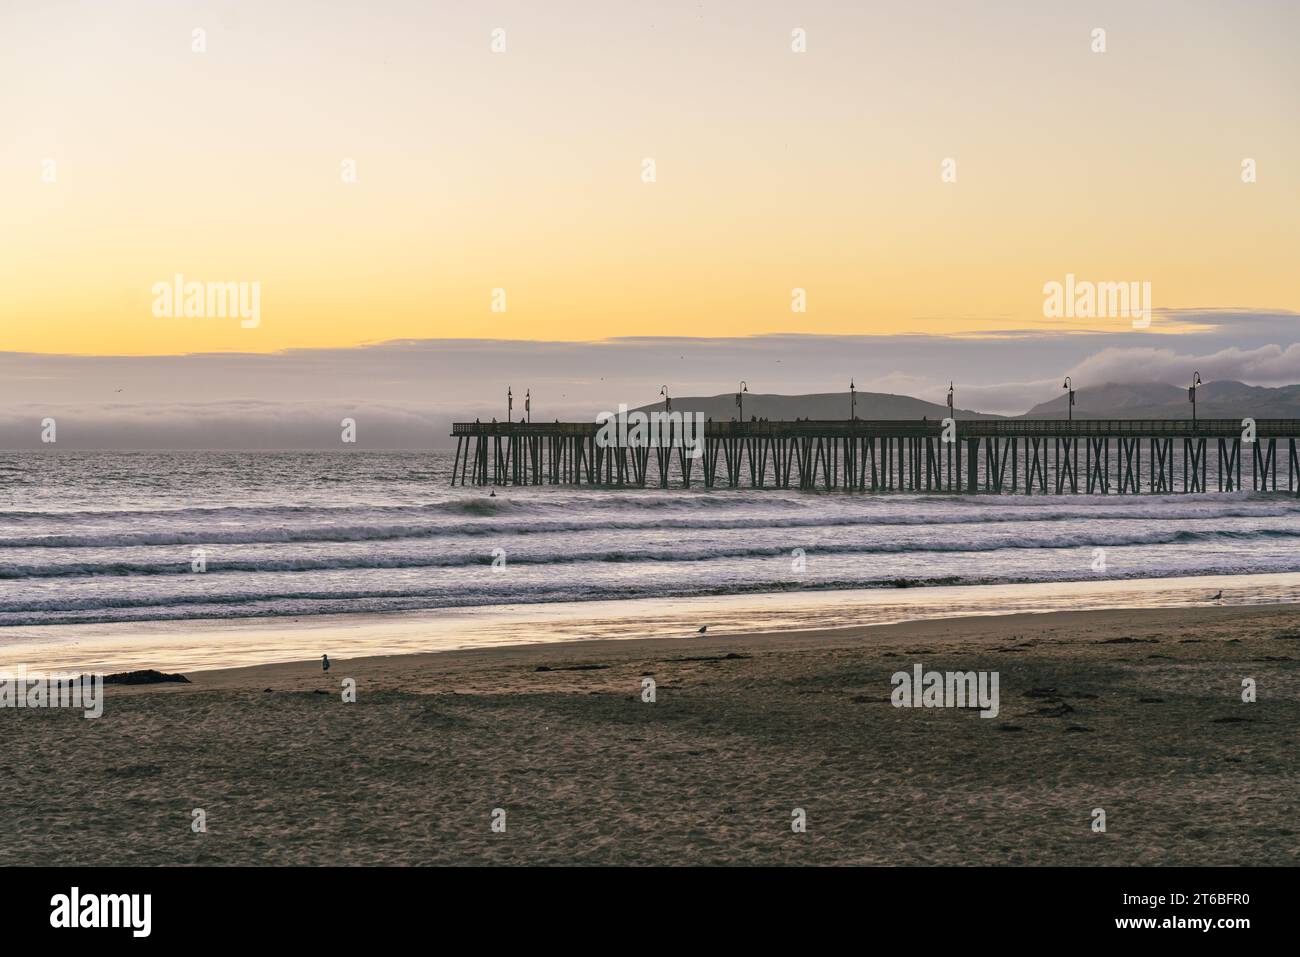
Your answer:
1024;381;1300;419
628;381;1300;422
633;391;1002;421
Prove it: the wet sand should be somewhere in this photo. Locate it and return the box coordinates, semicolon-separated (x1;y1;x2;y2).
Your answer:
4;570;1298;675
4;604;1298;865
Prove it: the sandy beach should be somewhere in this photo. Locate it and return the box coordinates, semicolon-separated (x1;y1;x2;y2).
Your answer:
4;602;1298;866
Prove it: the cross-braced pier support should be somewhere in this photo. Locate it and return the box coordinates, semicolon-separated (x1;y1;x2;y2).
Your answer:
450;419;1300;496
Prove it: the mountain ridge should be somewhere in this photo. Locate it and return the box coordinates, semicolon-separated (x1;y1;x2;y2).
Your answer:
631;381;1300;421
1024;380;1300;419
631;391;1002;421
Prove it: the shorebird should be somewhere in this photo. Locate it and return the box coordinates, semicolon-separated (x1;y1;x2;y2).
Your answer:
697;625;707;635
1210;590;1222;601
321;654;330;672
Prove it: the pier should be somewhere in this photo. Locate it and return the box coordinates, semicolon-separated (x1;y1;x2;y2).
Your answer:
449;419;1300;495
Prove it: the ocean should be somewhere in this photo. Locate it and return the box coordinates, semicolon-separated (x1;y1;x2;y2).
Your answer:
3;450;1300;631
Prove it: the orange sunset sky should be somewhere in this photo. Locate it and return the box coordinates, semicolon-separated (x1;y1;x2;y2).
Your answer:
2;0;1297;356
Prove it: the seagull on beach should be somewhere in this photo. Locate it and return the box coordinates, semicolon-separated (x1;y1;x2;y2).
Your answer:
697;625;708;635
321;654;330;672
1210;590;1222;601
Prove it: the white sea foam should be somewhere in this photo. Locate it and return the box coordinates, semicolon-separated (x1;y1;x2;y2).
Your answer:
1;449;1298;626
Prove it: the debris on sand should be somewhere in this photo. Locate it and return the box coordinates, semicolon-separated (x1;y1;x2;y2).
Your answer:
102;670;190;685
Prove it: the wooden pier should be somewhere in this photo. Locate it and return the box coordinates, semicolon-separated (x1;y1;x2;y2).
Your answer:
449;419;1300;495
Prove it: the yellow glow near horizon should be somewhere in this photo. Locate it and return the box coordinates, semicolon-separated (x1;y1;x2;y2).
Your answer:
2;0;1297;355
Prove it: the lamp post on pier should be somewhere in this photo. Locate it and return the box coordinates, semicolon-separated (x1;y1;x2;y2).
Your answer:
507;386;513;423
850;379;857;420
525;388;531;423
660;385;671;413
736;380;748;421
1190;371;1202;429
1063;376;1075;421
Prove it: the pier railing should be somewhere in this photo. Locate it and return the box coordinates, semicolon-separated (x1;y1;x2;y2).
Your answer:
454;418;1300;438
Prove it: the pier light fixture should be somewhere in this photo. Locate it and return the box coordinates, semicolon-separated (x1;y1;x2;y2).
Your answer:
525;388;531;423
947;381;954;416
1063;377;1075;421
1190;371;1202;428
507;386;512;422
736;380;748;421
660;385;671;413
850;379;856;420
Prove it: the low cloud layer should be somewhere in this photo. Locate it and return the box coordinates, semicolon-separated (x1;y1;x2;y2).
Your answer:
1068;343;1300;390
2;309;1295;448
